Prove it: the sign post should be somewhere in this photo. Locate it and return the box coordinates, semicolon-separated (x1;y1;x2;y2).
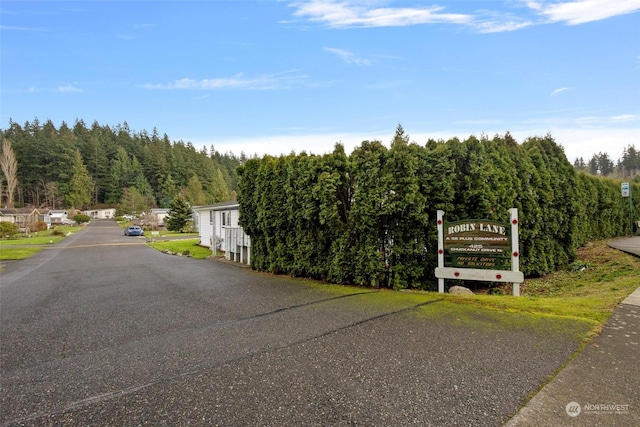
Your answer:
436;209;524;296
437;210;445;294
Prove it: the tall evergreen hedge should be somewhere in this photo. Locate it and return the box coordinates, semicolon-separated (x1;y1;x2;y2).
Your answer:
237;129;640;290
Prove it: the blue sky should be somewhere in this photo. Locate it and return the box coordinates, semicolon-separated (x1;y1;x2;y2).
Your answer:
1;1;639;162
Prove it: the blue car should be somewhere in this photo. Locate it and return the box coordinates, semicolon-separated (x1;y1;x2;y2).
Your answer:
124;226;144;236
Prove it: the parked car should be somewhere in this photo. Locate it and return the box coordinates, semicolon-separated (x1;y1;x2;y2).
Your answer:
124;226;144;236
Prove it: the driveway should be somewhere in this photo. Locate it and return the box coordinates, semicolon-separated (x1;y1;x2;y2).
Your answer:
1;221;593;426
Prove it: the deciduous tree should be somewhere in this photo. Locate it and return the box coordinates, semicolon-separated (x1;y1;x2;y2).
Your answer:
0;138;18;207
117;187;147;216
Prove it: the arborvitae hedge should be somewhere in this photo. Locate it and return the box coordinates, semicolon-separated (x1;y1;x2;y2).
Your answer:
237;130;640;290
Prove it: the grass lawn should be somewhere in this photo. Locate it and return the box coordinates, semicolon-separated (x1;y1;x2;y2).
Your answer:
147;238;213;259
0;225;82;246
436;240;640;331
258;239;638;343
0;225;83;261
0;235;66;245
0;246;43;260
147;231;198;238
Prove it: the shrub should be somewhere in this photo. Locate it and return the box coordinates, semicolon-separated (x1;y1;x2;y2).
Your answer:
51;230;66;236
237;133;640;288
0;222;20;238
28;221;48;232
73;214;91;224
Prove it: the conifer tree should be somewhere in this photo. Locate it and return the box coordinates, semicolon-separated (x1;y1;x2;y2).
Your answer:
184;175;207;206
209;167;231;202
165;195;192;232
66;150;93;209
158;174;178;208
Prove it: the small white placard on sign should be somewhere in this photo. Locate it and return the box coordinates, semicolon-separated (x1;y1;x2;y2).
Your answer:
621;182;630;198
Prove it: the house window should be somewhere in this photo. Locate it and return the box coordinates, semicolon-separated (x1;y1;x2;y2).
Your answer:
209;210;214;224
222;212;227;226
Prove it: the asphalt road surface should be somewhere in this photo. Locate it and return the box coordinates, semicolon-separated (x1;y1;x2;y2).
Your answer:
1;221;592;426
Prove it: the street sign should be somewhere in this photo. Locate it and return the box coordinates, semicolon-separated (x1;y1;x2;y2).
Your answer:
436;209;524;296
443;219;511;269
621;182;633;236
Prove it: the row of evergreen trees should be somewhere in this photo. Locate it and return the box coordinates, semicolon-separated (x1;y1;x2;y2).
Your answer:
0;118;242;211
574;146;640;178
237;127;639;289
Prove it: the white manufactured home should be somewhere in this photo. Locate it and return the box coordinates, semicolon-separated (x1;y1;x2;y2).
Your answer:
83;208;116;219
48;210;69;225
146;208;170;228
0;208;43;229
193;201;251;265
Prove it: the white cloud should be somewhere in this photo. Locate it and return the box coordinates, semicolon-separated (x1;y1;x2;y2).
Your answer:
414;125;640;162
188;125;639;164
188;131;389;158
57;84;81;93
543;127;640;161
529;0;640;25
289;0;640;32
324;47;371;65
610;114;637;122
0;25;47;31
474;19;533;33
566;113;640;125
551;87;569;96
289;0;472;28
144;71;307;90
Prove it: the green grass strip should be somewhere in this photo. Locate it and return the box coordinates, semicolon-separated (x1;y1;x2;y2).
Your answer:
147;238;213;259
0;247;44;260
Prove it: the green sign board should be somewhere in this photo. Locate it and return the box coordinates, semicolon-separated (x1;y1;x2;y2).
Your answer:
444;219;511;269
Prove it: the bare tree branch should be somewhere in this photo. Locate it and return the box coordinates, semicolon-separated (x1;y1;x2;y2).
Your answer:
0;139;18;207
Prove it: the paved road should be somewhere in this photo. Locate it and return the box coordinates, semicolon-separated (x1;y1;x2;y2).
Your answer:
1;221;593;426
608;236;640;256
507;236;640;427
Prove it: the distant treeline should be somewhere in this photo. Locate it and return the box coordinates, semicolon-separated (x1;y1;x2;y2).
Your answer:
0;118;243;211
575;145;640;178
238;127;640;289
